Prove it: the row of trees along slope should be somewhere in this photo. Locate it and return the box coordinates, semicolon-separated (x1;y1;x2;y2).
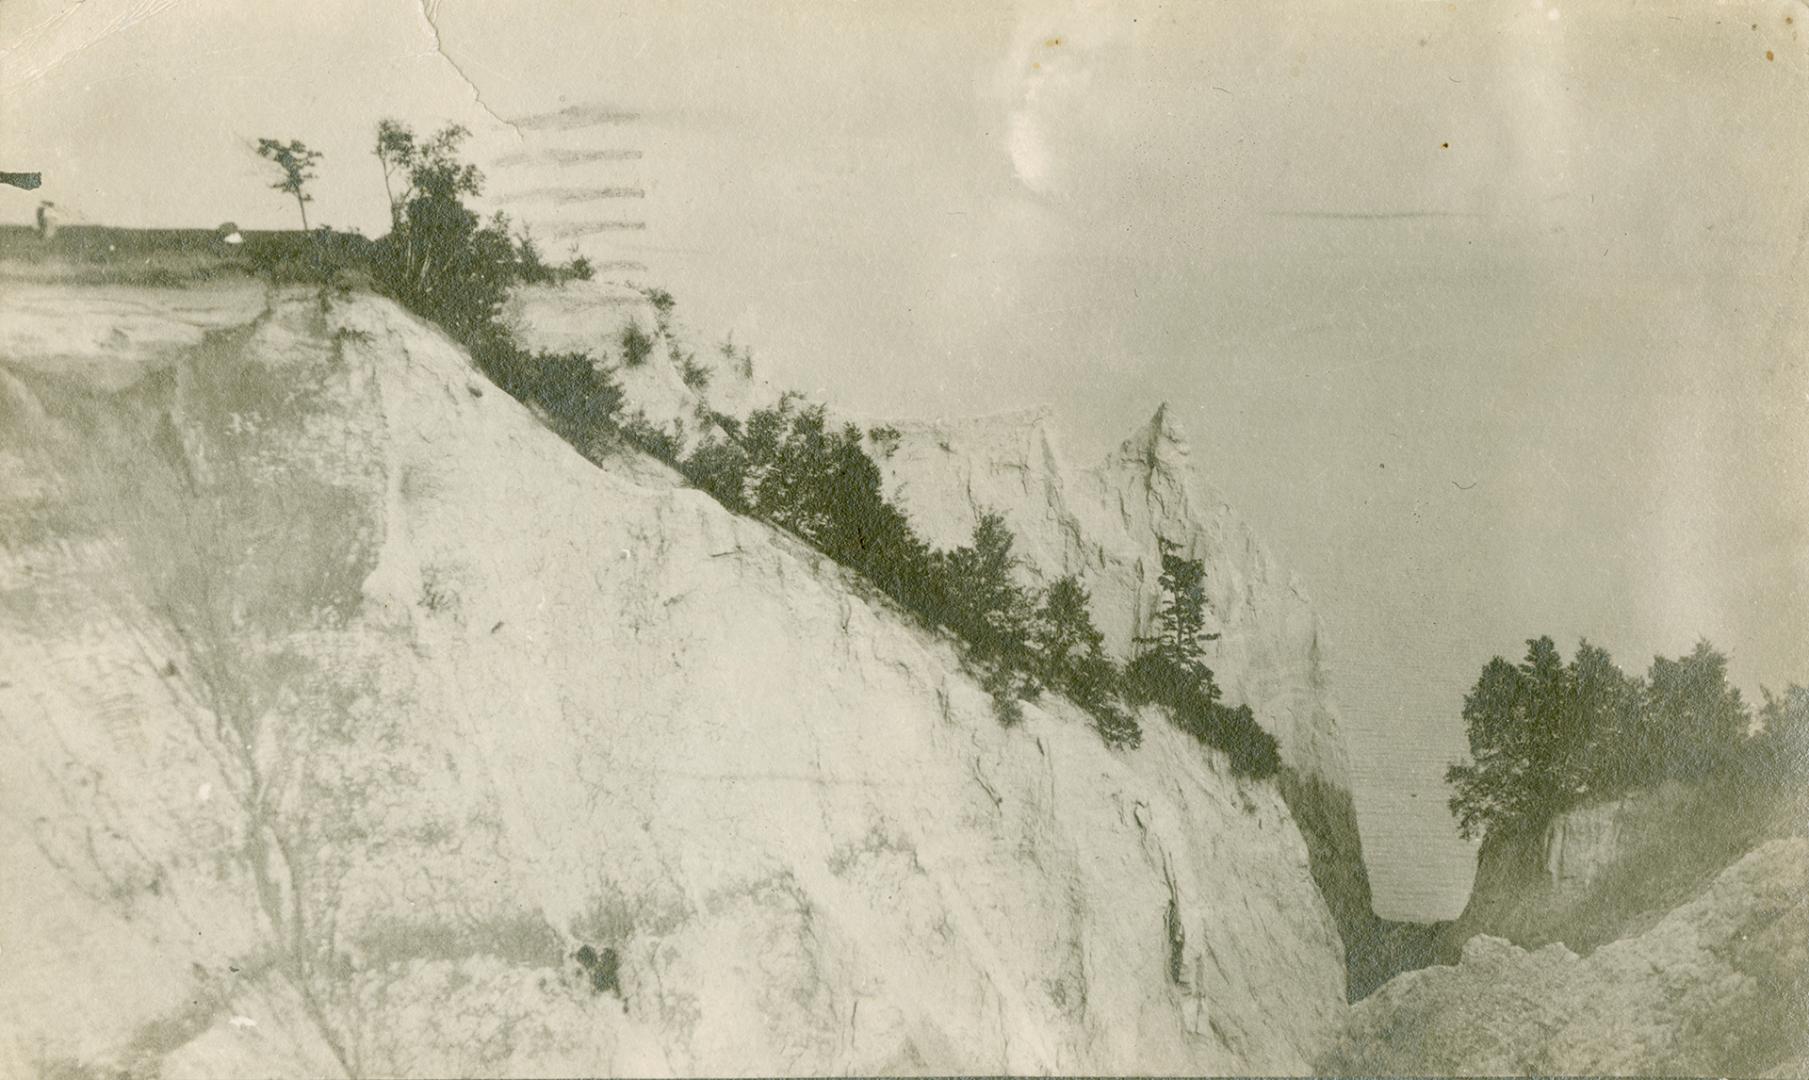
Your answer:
249;120;1282;780
1441;634;1808;958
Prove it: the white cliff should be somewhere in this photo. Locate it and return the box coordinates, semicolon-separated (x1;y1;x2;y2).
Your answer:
860;406;1433;998
1541;797;1629;892
0;278;1347;1076
506;283;1354;789
869;404;1351;791
508;280;1395;997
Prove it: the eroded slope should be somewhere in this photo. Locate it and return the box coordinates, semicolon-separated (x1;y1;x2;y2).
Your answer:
0;281;1346;1077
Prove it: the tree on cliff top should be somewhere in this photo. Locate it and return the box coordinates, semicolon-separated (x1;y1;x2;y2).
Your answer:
370;121;519;344
1445;637;1760;840
255;138;322;230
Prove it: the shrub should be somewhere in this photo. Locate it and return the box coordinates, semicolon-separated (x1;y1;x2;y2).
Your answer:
1209;702;1281;777
243;228;375;287
371;121;520;345
513;236;591;286
678;351;712;391
645;288;676;332
1087;694;1143;750
721;335;754;378
515;229;552;283
620;410;682;463
526;352;625;434
867;425;903;459
619;321;655;368
707;410;743;440
983;664;1028;727
935;512;1035;668
679;439;750;512
573;944;620;996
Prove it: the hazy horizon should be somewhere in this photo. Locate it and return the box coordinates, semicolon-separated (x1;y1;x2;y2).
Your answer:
5;0;1804;920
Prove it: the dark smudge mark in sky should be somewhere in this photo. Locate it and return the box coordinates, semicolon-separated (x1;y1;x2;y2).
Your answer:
494;148;645;167
544;220;648;239
497;187;646;205
513;104;641;131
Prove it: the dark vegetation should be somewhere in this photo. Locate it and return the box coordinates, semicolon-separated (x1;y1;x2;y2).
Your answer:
1123;540;1281;776
362;117;1282;776
1446;636;1809;841
573;944;620;996
38;118;1284;780
618;321;656;368
514;229;594;286
255;138;323;230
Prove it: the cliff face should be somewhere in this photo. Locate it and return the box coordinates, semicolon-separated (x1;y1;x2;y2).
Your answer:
0;278;1347;1077
506;280;1410;999
871;406;1350;790
1320;837;1809;1077
507;286;1350;790
1435;780;1805;963
865;406;1433;998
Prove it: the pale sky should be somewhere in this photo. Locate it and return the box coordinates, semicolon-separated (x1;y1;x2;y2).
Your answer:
4;0;1805;919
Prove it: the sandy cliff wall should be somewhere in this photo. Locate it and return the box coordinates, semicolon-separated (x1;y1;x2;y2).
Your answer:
872;405;1350;789
0;279;1347;1077
505;280;1421;999
1435;779;1805;964
865;405;1435;998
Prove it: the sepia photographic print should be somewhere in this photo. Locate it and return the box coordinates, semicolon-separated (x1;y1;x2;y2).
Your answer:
1;1;1805;1076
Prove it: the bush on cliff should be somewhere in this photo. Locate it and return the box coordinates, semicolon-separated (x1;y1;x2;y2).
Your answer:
365;117;610;453
1033;576;1141;748
348;118;1235;765
1125;541;1279;777
1446;636;1789;841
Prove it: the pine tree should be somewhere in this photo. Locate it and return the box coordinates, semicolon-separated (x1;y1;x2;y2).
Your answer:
255;137;322;230
1151;538;1217;669
1125;538;1277;777
1129;539;1222;706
